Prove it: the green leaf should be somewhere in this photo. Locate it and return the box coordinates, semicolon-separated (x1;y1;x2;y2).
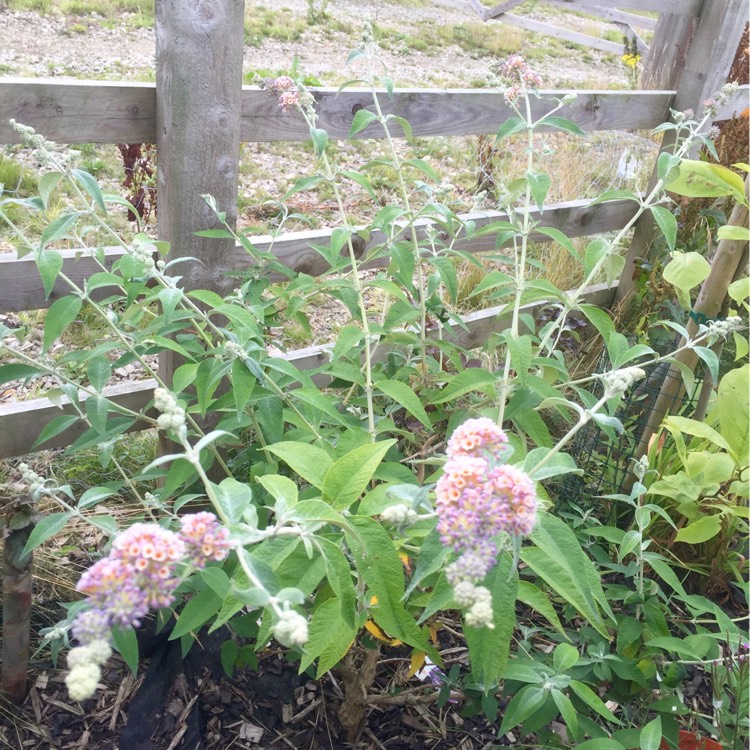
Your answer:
267;441;334;490
72;169;107;213
429;369;497;404
231;358;256;417
345;517;436;659
666;159;745;200
201;567;231;599
38;171;63;210
375;380;431;429
22;512;72;558
516;580;565;633
78;485;119;510
640;716;662;750
170;587;222;639
310;127;328;156
728;276;750;302
535;226;582;263
718;364;749;463
524;513;614;638
717;224;750;241
214;478;253;523
43;296;82;353
551;688;579;740
87;357;111;392
580;304;615;343
322;440;395;510
37;250;63;299
584;238;610;280
674;515;722;544
528;172;550;211
569;680;621;723
0;363;44;385
498;685;548;735
495;116;526;141
32;414;80;448
257;474;298;509
542;115;584;136
662;416;732;453
298;598;356;678
523;448;581;480
111;625;139;674
663;251;711;293
40;212;78;248
650;206;677;250
502;332;532;386
465;552;517;687
553;642;579;672
349;109;379;137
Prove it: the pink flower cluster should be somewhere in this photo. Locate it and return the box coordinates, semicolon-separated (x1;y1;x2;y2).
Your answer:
261;76;301;112
436;418;536;586
179;512;230;568
72;514;229;646
495;54;543;103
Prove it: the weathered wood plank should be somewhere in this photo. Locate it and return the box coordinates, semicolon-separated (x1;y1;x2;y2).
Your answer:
498;13;626;55
0;82;676;145
482;0;527;21
0;197;640;313
550;0;700;16
0;281;618;458
544;3;658;31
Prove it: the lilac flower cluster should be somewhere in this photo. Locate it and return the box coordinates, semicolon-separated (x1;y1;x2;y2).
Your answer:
435;418;537;628
493;54;543;103
261;75;305;113
66;514;230;701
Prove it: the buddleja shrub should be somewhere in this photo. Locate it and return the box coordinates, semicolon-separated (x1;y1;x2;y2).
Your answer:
1;34;747;741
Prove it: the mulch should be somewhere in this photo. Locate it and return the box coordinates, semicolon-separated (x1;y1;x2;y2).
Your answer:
0;620;506;750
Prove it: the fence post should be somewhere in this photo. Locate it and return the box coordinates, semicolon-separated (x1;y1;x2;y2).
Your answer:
614;0;748;305
155;0;245;374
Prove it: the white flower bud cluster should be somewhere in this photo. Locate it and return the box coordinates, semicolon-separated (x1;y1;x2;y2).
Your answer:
272;609;309;647
128;240;157;274
17;463;44;494
455;584;494;629
380;503;418;527
65;640;112;702
9;120;62;166
153;388;186;431
706;316;743;338
224;341;245;360
602;367;646;398
451;581;495;628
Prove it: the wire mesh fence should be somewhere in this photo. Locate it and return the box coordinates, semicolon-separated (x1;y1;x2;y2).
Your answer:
557;342;703;507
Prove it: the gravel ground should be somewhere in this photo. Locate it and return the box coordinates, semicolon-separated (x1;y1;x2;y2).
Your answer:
0;1;627;86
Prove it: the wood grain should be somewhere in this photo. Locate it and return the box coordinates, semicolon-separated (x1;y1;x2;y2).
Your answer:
0;197;639;313
549;0;700;16
544;3;658;31
0;82;676;145
0;281;618;458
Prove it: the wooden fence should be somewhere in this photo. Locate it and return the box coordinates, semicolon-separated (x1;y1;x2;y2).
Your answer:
0;0;747;459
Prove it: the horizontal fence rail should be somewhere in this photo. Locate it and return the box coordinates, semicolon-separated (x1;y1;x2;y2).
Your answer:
1;80;746;145
0;197;639;313
0;82;681;144
0;280;618;459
